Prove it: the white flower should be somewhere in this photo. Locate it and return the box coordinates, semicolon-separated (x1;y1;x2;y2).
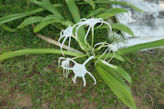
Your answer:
75;18;112;44
93;42;118;63
58;57;72;78
59;56;96;86
58;25;76;55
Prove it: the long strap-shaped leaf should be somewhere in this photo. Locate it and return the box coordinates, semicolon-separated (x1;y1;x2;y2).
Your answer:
118;38;164;55
111;23;134;37
65;0;89;51
84;0;95;9
96;61;136;109
86;8;106;18
95;53;125;62
79;0;143;12
34;19;60;32
0;8;43;25
96;8;128;19
0;4;62;25
30;0;64;20
18;15;71;31
0;49;84;62
18;16;43;28
65;0;81;23
0;24;16;32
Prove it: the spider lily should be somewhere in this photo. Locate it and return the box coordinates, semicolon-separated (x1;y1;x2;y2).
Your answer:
93;42;118;63
58;25;76;55
58;57;72;78
75;18;112;46
59;56;96;86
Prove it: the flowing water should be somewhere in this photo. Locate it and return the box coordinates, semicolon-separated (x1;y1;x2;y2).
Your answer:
113;0;164;47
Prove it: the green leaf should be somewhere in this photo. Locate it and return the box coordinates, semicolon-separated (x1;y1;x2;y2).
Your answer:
65;0;89;51
60;21;74;27
0;49;83;61
86;8;106;18
0;24;16;32
96;61;136;109
94;0;143;12
84;0;95;9
114;66;131;83
111;23;134;37
34;19;60;32
18;16;43;28
96;53;125;62
0;4;62;25
0;8;44;25
30;0;64;20
118;38;164;55
33;17;72;32
100;60;130;90
65;0;81;23
43;15;58;21
96;8;128;19
100;60;131;83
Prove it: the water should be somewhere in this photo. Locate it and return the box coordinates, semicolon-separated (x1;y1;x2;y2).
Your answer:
113;0;164;48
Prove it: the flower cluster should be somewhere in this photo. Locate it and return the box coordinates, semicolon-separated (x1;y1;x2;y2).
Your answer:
58;18;119;86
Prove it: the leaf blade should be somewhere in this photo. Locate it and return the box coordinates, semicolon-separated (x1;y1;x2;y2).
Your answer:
118;39;164;55
0;8;44;25
96;61;136;109
84;0;95;9
86;8;106;18
34;19;59;32
96;8;128;19
94;0;143;12
111;23;134;37
65;0;89;50
95;53;125;62
30;0;64;20
18;16;43;28
0;49;83;61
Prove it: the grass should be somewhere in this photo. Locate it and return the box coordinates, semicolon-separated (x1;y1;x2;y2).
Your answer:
0;0;164;109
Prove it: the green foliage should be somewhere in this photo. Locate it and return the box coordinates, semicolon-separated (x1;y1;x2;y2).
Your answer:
86;8;106;18
96;60;136;109
0;8;44;25
18;16;43;28
34;19;60;32
84;0;95;9
93;0;143;12
30;0;64;20
111;23;134;37
118;39;164;55
96;8;128;19
0;49;84;61
0;24;16;32
65;0;88;50
0;0;163;109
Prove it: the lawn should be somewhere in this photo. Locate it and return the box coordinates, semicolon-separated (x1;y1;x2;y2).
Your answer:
0;0;164;109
